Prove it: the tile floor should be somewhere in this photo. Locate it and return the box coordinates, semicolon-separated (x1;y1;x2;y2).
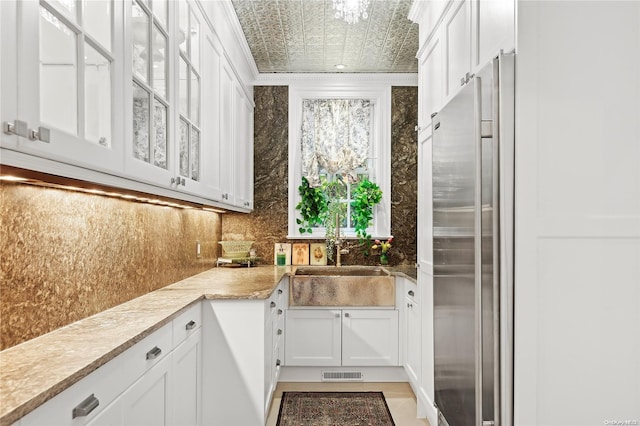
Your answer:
266;382;431;426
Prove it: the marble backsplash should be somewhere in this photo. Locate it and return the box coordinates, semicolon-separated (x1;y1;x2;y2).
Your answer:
222;86;418;266
0;182;220;350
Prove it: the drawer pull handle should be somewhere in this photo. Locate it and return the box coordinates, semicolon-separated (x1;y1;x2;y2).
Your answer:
185;320;196;330
72;394;99;418
270;301;276;308
146;346;162;360
276;359;281;367
408;290;415;297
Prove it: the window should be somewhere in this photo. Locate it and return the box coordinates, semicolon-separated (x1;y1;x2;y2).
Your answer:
288;85;391;239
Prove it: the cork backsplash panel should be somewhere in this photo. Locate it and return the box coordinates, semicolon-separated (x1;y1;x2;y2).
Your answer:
0;182;220;350
222;86;417;266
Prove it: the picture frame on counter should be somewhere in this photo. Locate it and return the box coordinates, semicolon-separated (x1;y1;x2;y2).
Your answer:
310;243;327;266
292;243;310;265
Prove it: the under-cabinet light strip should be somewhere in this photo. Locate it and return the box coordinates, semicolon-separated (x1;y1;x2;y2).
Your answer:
0;174;226;213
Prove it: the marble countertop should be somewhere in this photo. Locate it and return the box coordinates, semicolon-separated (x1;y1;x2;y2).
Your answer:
0;264;416;425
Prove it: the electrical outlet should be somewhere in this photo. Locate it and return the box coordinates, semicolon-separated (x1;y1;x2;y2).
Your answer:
196;240;201;258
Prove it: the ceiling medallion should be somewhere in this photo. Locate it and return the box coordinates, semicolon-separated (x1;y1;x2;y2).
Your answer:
332;0;370;24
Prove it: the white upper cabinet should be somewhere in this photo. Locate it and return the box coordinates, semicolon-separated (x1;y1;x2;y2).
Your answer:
412;0;515;105
218;56;254;210
201;32;224;202
1;0;124;172
124;0;173;185
124;0;215;200
233;82;254;210
1;0;254;212
123;0;253;209
219;58;235;205
444;0;472;98
417;32;443;137
472;0;515;70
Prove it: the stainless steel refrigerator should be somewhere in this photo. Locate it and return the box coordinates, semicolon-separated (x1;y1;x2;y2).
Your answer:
432;53;515;426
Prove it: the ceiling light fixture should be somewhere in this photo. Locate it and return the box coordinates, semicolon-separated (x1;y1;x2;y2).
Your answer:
332;0;369;25
335;64;346;70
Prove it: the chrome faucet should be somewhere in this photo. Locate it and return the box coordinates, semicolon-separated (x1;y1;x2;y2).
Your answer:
334;212;350;267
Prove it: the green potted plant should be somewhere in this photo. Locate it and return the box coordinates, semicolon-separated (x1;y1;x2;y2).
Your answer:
295;177;327;234
351;177;383;251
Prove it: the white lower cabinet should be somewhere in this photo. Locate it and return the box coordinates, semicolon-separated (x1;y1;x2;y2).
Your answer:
403;279;421;388
342;310;399;366
285;309;399;367
84;398;122;426
121;355;172;426
284;309;342;366
17;303;202;426
171;329;203;426
201;278;286;426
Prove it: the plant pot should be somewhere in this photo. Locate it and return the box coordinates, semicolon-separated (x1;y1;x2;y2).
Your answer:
380;253;389;265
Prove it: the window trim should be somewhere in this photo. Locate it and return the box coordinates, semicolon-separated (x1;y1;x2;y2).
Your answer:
287;84;391;239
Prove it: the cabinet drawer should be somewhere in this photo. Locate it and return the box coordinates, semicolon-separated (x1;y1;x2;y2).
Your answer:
405;281;418;304
19;351;128;426
172;302;202;347
122;322;172;383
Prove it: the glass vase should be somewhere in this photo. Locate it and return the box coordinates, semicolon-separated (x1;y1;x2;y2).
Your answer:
380;253;389;265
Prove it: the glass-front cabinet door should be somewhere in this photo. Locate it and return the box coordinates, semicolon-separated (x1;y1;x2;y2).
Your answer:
124;0;212;199
1;0;124;172
125;0;173;186
1;0;251;208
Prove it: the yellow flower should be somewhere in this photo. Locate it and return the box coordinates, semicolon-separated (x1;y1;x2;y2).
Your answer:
373;237;393;254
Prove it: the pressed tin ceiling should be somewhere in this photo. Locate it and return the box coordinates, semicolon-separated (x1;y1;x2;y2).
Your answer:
230;0;418;73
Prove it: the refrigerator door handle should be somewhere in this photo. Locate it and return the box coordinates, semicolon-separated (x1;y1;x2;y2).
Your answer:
491;55;503;426
473;75;484;426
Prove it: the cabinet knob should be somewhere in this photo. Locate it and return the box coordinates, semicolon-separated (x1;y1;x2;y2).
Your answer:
171;177;186;186
335;313;340;318
276;359;281;367
185;320;196;330
270;301;276;308
3;120;28;138
72;394;100;419
171;177;178;186
29;126;51;143
344;312;350;317
277;309;283;315
408;290;415;297
277;329;283;335
278;289;283;294
145;346;162;360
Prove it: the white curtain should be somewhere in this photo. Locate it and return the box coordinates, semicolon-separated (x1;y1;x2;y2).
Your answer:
301;99;371;187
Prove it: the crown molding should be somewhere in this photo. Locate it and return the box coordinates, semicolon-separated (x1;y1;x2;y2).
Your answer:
218;0;260;81
255;73;418;87
408;0;429;23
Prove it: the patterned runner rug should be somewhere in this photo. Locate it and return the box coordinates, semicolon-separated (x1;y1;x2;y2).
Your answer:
276;391;395;426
